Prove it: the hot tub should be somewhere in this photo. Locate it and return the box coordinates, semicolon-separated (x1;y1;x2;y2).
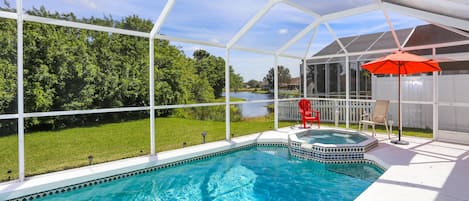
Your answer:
297;130;369;144
289;129;378;162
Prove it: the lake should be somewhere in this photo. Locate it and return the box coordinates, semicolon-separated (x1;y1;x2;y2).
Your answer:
228;92;273;118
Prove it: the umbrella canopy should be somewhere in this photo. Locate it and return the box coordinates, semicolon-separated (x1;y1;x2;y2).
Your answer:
362;51;441;74
361;50;441;144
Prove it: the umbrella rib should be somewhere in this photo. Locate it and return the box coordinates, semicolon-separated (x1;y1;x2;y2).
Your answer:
424;61;441;71
398;60;440;74
411;61;441;74
371;60;397;74
370;61;388;73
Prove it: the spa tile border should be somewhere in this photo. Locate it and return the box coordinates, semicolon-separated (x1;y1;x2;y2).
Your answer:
289;130;379;162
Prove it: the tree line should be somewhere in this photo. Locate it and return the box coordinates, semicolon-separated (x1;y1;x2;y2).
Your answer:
0;5;244;134
243;66;292;90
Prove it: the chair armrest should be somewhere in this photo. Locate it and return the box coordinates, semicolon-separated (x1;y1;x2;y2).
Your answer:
311;110;320;118
360;113;370;120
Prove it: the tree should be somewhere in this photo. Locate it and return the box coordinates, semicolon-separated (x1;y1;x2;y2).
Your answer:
230;66;243;92
193;49;225;98
263;65;291;90
193;49;210;60
361;70;371;97
193;50;244;97
0;5;247;132
0;17;16;115
246;79;261;88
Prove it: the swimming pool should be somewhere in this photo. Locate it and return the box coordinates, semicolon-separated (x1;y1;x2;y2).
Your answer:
298;130;369;144
33;146;382;201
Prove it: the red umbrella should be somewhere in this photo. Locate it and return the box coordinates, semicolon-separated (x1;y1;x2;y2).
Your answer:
361;51;441;144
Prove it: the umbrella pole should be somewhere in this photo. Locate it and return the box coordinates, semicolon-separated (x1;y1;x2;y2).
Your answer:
392;62;409;145
398;71;401;141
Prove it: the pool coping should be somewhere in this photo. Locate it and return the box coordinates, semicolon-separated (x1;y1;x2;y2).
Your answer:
1;127;385;201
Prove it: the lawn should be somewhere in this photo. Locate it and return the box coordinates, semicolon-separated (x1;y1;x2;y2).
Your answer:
0;117;291;182
226;88;270;94
214;97;245;102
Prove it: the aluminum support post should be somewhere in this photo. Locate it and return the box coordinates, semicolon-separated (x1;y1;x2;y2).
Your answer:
17;0;25;181
225;49;231;140
274;56;279;129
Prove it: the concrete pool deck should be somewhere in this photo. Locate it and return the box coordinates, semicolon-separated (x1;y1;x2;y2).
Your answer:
1;126;468;201
357;133;469;201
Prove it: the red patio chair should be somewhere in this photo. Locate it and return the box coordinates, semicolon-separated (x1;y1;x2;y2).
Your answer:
298;98;320;128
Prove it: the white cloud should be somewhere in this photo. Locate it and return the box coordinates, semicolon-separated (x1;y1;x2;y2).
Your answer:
278;28;289;35
79;0;97;9
159;0;267;43
210;38;220;43
294;0;375;15
29;0;164;22
179;45;203;56
63;0;96;9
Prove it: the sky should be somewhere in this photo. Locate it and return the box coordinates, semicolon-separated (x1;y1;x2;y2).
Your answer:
16;0;426;81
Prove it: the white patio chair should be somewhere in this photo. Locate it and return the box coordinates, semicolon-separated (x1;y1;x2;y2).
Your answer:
358;100;391;139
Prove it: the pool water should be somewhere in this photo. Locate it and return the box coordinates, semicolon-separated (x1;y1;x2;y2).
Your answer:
35;147;382;201
298;130;369;144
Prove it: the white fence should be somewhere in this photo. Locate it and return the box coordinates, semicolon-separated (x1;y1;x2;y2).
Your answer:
373;74;469;132
279;100;373;123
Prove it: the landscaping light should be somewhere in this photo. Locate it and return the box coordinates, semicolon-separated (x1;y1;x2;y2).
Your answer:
7;169;11;180
201;132;207;144
88;155;94;165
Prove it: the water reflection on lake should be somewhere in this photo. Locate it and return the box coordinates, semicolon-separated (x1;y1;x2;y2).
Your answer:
228;92;273;118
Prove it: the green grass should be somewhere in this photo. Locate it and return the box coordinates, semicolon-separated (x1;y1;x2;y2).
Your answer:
1;134;18;182
279;91;300;97
0;117;291;182
214;97;244;102
226;88;270;94
23;119;151;180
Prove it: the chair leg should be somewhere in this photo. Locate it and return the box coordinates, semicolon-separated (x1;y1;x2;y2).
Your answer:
358;122;361;131
384;121;390;139
372;124;376;137
317;120;320;128
303;119;306;128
